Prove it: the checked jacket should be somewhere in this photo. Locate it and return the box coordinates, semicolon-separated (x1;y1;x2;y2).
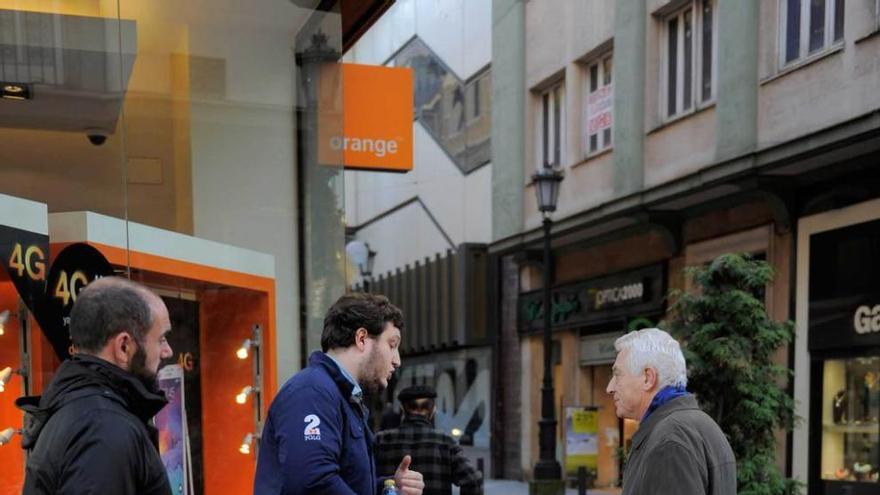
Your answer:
375;414;483;495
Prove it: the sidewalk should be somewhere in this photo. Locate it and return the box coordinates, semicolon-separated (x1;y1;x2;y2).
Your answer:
482;479;617;495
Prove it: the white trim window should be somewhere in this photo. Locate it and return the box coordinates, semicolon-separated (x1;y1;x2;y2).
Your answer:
539;83;564;168
662;0;717;119
585;54;613;155
779;0;845;67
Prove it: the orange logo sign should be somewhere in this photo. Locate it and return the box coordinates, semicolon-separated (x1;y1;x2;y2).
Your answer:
318;63;414;172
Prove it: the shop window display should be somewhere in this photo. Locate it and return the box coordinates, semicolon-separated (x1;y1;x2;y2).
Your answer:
821;357;880;484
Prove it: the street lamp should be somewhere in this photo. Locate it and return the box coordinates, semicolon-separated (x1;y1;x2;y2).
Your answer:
345;240;377;292
532;166;564;482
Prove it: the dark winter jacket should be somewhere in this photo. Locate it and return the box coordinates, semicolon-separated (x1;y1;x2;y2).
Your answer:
622;395;736;495
254;351;381;495
375;414;483;495
16;355;171;495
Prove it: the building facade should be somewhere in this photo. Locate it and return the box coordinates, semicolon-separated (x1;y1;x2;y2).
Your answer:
491;1;880;493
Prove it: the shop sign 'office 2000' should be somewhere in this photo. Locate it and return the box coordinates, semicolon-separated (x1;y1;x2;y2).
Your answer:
519;264;665;333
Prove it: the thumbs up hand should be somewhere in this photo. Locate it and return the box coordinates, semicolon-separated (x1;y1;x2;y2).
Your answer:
394;455;424;495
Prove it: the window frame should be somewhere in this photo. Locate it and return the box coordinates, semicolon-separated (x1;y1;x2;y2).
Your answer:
583;53;614;157
537;82;565;169
660;0;718;121
778;0;846;69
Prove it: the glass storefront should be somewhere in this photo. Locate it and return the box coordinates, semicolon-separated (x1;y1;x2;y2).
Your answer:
808;217;880;494
820;357;880;484
0;1;352;493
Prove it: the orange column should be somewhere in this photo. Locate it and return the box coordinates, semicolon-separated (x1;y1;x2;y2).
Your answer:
0;282;24;494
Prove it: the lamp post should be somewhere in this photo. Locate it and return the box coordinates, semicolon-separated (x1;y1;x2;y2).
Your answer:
345;240;377;292
531;166;564;483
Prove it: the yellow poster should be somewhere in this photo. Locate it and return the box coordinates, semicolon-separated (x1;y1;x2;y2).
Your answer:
564;406;598;476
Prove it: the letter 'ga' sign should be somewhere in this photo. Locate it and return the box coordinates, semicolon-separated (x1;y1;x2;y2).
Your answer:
317;63;414;172
1;226;114;360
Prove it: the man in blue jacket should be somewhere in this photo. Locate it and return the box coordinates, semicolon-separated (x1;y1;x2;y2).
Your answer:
255;293;425;495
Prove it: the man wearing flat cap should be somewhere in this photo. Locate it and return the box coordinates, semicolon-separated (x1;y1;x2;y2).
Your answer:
375;385;483;495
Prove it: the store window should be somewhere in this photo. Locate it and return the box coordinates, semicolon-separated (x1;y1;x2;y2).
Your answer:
780;0;845;66
808;217;880;492
820;357;879;484
538;83;564;168
662;0;716;119
0;2;347;494
584;54;613;156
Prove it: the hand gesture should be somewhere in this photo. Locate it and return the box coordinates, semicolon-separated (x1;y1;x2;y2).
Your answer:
394;455;425;495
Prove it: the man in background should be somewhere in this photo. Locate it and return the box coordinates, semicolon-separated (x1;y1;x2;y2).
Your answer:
375;385;483;495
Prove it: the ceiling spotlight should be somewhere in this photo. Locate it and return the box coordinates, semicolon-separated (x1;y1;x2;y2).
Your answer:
236;385;255;405
1;82;31;100
0;427;19;446
239;432;254;455
236;339;253;360
0;310;8;336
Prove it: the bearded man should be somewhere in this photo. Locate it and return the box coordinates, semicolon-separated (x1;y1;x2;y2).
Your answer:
19;277;174;495
254;293;425;495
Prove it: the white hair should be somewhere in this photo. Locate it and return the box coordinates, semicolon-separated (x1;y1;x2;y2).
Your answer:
614;328;687;389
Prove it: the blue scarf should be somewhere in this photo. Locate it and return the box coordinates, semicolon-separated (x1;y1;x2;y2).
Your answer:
642;385;689;421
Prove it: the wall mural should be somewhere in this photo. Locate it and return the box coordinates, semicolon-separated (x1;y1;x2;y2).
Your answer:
392;348;491;449
392;37;491;175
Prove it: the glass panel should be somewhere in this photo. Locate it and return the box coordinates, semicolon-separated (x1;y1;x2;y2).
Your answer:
590;64;599;92
603;128;611;148
834;0;845;42
683;10;693;111
589;133;598;153
543;92;550;166
603;57;612;85
810;0;827;53
553;86;561;165
464;69;491;171
667;17;678;116
786;0;803;63
820;357;880;484
701;0;713;102
0;3;130;393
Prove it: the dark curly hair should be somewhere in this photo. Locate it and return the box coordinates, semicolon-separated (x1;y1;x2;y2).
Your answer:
321;292;404;352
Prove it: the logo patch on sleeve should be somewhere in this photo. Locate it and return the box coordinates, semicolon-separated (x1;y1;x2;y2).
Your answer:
303;414;322;441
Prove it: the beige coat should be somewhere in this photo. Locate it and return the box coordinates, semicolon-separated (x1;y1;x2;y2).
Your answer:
622;395;737;495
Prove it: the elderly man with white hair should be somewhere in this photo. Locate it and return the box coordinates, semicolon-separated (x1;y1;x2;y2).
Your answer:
606;328;736;495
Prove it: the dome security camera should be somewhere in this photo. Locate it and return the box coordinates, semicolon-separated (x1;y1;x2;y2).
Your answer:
84;128;109;146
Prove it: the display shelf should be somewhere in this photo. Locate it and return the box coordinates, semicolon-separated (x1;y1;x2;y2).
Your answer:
822;422;880;435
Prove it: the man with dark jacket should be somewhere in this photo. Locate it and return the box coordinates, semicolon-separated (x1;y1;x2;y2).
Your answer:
606;328;736;495
17;277;174;495
254;293;424;495
375;385;483;495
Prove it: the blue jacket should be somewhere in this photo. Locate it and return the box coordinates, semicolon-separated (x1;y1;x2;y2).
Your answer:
254;352;379;495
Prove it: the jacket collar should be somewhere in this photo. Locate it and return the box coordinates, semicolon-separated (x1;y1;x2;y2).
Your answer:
401;414;433;428
66;355;168;422
309;351;358;400
631;394;700;451
16;354;168;449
